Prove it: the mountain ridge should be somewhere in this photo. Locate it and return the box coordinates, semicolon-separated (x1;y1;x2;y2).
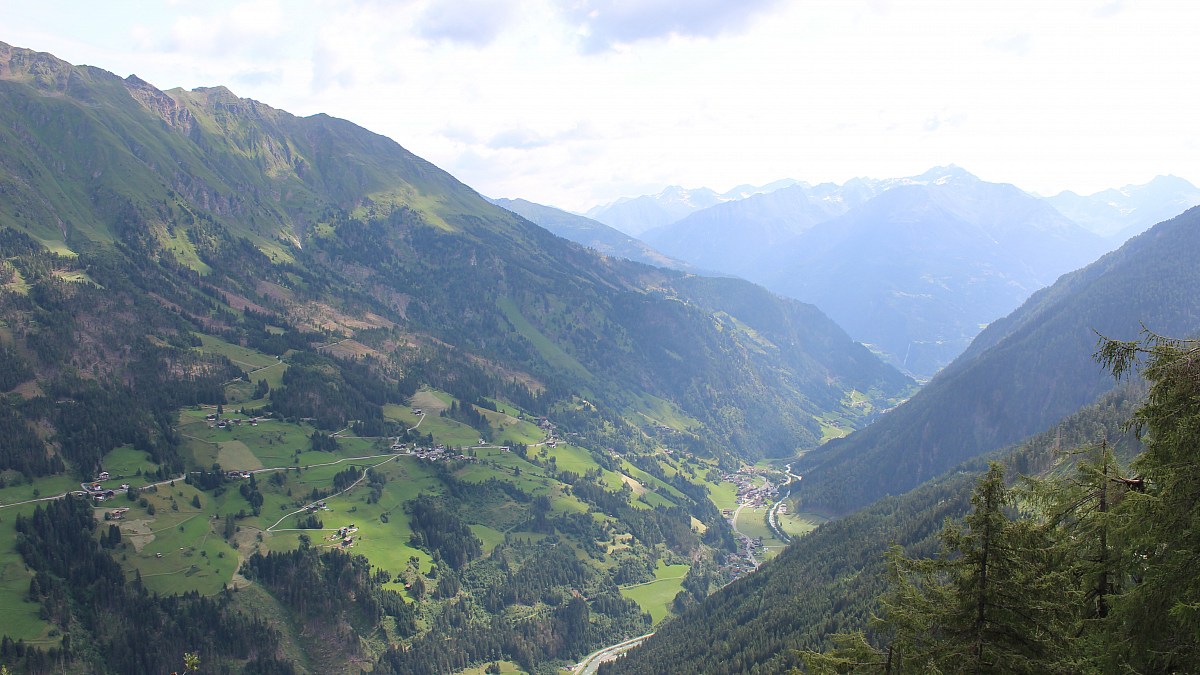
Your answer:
794;205;1200;513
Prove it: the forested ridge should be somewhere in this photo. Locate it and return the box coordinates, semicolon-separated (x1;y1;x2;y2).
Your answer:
603;379;1146;674
3;39;1199;675
795;205;1200;514
0;42;918;672
797;333;1200;673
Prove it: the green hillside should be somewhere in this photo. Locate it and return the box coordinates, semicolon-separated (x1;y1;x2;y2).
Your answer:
794;206;1200;514
0;42;910;674
605;383;1146;674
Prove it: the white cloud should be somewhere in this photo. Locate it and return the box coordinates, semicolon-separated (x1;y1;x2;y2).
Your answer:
417;0;520;46
1;0;1198;210
558;0;784;53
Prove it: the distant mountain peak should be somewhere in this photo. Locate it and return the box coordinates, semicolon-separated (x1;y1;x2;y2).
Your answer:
1047;175;1200;239
908;164;980;186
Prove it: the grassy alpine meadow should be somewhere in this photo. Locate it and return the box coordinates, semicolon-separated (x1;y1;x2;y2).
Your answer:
705;479;740;513
0;473;82;507
1;382;730;660
0;503;55;645
195;333;284;372
115;484;239;595
619;561;691;625
98;445;162;483
778;510;828;538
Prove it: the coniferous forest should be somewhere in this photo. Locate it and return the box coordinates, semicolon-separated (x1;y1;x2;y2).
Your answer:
2;38;1200;675
605;334;1200;674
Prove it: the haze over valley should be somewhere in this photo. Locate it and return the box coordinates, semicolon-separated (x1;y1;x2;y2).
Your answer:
2;3;1200;673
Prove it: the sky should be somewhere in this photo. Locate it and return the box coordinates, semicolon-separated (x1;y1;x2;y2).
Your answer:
3;0;1197;212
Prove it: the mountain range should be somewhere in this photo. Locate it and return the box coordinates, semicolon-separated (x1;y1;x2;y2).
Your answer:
0;41;918;673
606;203;1200;674
3;37;1200;675
487;196;692;270
567;167;1196;378
585;181;800;237
1046;174;1200;241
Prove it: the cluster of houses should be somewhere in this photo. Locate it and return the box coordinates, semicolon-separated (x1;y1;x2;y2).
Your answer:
388;441;484;464
82;472;131;502
537;418;560;447
332;525;359;548
717;468;786;581
724;469;779;510
722;541;764;581
206;413;260;429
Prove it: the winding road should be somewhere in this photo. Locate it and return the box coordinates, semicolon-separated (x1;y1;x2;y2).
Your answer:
574;632;655;674
766;463;802;542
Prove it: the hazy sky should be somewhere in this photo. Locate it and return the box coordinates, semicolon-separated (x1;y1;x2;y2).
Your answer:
3;0;1196;211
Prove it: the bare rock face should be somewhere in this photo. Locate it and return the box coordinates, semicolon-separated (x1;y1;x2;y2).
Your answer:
0;40;78;90
124;74;195;134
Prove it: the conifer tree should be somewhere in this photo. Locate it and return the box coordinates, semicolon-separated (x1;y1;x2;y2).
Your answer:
802;463;1070;674
1020;441;1131;671
1096;332;1200;671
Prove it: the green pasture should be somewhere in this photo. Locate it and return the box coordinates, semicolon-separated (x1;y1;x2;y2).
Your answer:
195;333;281;371
704;479;739;513
100;445;161;483
410;388;452;413
408;411;489;448
496;296;592;381
117;483;238;595
382;403;422;429
470;524;506;555
455;661;522;674
624;393;700;432
818;416;851;442
635;490;675;509
619;561;690;625
0;473;82;507
542;443;599;475
778;511;828;538
0;503;55;645
483;410;545;446
621;460;687;502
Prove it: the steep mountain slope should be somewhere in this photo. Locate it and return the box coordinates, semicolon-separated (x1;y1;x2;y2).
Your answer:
766;171;1108;376
0;41;916;673
639;182;853;279
586;186;728;236
640;167;1108;378
0;41;910;468
1047;175;1200;241
794;206;1200;514
489;196;691;270
605;386;1144;674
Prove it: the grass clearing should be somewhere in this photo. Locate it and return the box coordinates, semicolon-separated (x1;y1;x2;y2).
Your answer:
778;511;828;538
543;443;599;475
195;334;281;370
215;440;264;471
0;503;54;644
455;661;523;674
0;474;83;507
100;445;160;481
496;297;591;381
706;480;739;513
619;561;690;625
624;393;701;432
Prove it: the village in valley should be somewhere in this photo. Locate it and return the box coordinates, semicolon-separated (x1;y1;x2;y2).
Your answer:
0;367;825;666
